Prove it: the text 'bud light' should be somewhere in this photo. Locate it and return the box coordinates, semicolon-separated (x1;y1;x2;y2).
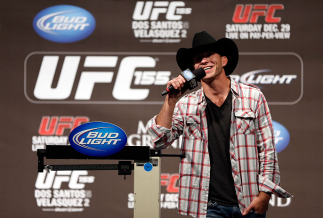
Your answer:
273;121;290;153
33;5;96;43
69;122;127;156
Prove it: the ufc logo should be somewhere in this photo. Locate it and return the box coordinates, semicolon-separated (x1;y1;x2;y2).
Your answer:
161;173;179;193
39;116;89;135
232;4;284;23
32;55;170;101
133;1;191;20
35;170;94;189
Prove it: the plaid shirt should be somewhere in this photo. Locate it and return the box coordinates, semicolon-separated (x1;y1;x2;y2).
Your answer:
148;78;292;218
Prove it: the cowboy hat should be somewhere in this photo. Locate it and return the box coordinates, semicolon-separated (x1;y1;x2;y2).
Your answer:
176;31;239;76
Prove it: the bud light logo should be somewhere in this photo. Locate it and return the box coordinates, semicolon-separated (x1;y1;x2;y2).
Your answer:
33;5;96;43
69;122;127;157
273;121;290;153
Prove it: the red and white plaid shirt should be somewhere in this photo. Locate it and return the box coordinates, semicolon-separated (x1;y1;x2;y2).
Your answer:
148;78;292;218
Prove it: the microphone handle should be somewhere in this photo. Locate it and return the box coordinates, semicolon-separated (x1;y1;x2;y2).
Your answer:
161;79;194;96
161;85;175;96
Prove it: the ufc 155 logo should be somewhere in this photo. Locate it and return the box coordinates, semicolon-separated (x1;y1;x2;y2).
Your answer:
133;1;191;20
233;4;284;23
35;171;94;209
25;52;172;104
35;171;94;189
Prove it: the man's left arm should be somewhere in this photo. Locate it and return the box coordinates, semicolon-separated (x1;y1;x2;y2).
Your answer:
255;92;280;185
243;92;291;215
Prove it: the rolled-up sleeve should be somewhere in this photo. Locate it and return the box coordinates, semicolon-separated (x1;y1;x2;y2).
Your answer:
148;103;184;149
255;92;292;198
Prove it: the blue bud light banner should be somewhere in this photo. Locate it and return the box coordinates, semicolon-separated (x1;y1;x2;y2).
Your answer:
33;5;96;43
69;122;127;156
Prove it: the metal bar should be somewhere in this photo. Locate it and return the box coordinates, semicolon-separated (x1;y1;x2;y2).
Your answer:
45;145;150;161
160;154;185;158
43;164;134;171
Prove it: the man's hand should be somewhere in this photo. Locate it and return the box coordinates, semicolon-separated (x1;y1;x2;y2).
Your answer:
156;75;188;128
242;191;271;216
165;75;188;102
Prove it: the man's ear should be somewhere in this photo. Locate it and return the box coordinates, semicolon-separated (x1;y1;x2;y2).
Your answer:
222;56;228;67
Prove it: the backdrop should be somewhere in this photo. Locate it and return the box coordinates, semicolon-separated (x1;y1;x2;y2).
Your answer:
1;0;322;217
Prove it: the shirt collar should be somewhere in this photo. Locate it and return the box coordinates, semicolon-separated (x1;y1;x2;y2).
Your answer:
198;77;240;104
229;77;240;97
198;87;205;104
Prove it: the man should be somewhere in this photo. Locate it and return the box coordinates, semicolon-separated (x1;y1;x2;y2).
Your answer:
148;31;292;218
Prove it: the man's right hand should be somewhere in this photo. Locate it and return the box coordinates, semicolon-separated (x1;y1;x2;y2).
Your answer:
156;75;188;128
166;75;188;101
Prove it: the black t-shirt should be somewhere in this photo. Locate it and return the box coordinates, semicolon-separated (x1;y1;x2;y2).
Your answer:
205;91;238;206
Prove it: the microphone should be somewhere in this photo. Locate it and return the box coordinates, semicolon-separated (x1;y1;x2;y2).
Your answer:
161;68;206;96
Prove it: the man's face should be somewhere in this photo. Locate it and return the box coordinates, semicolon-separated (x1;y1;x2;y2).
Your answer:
193;51;227;82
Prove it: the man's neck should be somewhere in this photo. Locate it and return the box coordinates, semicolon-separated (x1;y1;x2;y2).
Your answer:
201;71;231;107
202;71;231;97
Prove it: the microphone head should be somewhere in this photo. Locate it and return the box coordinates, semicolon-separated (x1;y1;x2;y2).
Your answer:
192;68;206;80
